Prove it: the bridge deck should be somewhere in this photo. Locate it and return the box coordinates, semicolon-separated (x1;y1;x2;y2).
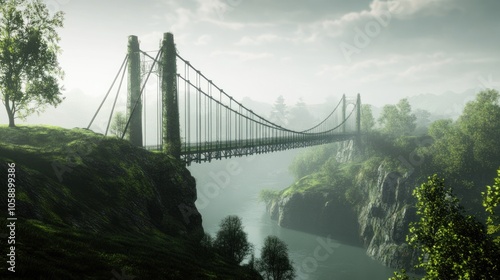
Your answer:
144;133;358;164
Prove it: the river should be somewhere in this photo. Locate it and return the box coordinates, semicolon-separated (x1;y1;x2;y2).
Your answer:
188;150;395;280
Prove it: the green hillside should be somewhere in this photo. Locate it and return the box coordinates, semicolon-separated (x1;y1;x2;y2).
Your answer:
0;125;259;279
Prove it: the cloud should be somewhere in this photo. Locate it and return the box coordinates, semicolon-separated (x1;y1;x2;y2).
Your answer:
211;50;274;62
398;54;456;81
235;34;284;46
195;34;213;45
294;0;453;43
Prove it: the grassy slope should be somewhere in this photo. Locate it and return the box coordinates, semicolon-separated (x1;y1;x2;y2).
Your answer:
0;125;259;279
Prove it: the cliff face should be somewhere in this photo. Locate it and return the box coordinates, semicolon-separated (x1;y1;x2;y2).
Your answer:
266;141;419;269
267;191;360;245
0;126;203;237
0;126;261;279
356;165;418;269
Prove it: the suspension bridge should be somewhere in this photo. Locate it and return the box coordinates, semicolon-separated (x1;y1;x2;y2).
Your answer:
88;32;361;165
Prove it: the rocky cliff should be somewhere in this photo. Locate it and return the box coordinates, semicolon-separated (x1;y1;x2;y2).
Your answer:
265;141;419;270
356;164;418;269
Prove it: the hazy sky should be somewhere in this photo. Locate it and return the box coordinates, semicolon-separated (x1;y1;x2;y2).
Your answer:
3;0;500;128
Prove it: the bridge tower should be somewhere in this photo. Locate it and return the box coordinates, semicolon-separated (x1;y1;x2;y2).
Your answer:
161;32;181;158
127;35;143;147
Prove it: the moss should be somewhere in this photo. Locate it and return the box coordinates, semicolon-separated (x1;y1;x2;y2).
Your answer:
0;125;261;279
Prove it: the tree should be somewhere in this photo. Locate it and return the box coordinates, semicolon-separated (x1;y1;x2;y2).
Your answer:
0;0;65;127
392;175;500;279
457;89;500;170
429;125;473;176
269;95;288;127
213;215;252;264
288;98;316;131
110;111;127;137
256;236;296;280
378;98;416;136
427;119;453;140
199;232;214;255
483;169;500;245
361;104;375;132
414;109;431;129
288;143;337;180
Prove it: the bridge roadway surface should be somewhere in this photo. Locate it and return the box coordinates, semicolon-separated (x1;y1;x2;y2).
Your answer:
144;132;358;164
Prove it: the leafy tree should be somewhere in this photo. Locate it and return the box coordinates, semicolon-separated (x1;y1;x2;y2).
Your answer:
392;175;500;279
288;98;316;131
457;89;500;170
413;109;431;129
421;90;500;185
483;170;500;244
361;104;375;132
110;111;127;137
378;98;416;136
0;0;64;127
256;236;296;280
269;95;288;127
429;126;473;176
200;231;214;255
288;144;337;180
427;119;453;140
213;215;252;264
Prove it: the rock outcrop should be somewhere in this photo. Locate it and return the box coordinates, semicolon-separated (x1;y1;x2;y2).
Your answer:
266;159;419;270
356;164;418;269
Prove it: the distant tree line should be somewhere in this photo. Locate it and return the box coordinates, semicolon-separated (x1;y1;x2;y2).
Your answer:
269;95;317;131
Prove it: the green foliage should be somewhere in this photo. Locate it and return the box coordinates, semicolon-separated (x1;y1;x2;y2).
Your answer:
378;98;417;137
256;236;296;280
414;109;431;129
483;170;500;243
214;215;253;264
259;189;280;204
0;126;259;279
322;159;359;194
430;127;473;176
0;0;65;127
389;269;413;280
361;104;375;132
281;174;326;197
200;232;214;255
424;89;500;175
362;131;412;159
358;156;381;182
3;219;260;279
288;144;337;180
404;175;500;279
458;89;500;170
427;119;453;140
162;33;181;157
110;111;127;137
